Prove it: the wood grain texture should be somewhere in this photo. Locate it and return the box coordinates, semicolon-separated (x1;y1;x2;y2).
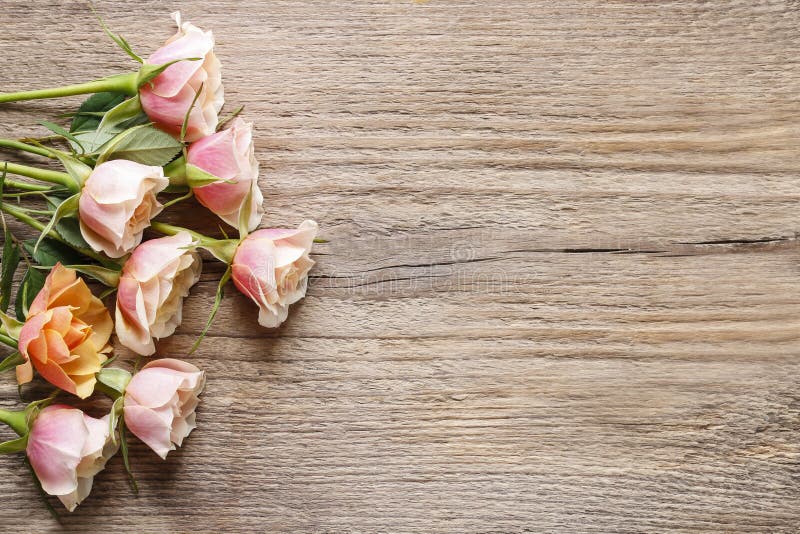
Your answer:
0;0;799;532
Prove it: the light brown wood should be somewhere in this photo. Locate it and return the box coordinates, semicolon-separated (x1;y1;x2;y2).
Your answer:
0;0;799;531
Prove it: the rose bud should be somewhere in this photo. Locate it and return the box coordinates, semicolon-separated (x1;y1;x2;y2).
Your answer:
123;358;205;459
186;118;263;231
140;12;223;142
232;220;318;328
27;405;118;512
115;232;202;356
17;264;113;399
79;159;169;258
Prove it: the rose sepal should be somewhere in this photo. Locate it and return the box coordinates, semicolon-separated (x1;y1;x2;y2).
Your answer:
96;368;133;400
0;393;58;451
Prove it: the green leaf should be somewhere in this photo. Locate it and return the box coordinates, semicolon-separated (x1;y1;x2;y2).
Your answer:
63;264;120;287
99;95;144;131
48;151;91;191
0;434;27;454
70;92;126;133
39;121;85;154
191;264;232;354
0;352;24;373
54;216;92;251
0;310;23;339
73;96;149;155
1;168;23;314
43;197;114;266
61;111;106;119
1;227;20;313
14;267;46;321
23;238;82;267
33;193;79;256
69;129;117;155
96;124;183;166
116;115;150;133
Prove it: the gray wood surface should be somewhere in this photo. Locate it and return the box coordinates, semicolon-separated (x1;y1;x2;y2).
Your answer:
0;1;799;532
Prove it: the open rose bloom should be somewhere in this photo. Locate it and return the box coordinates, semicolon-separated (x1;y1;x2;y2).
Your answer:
187;118;263;231
79;159;169;258
232;220;317;328
17;264;113;398
124;359;205;459
115;232;202;355
140;12;223;142
27;405;118;511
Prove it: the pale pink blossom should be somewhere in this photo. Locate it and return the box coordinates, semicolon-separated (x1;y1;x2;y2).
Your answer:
140;12;223;142
187;118;263;231
79;160;168;258
26;405;117;512
115;232;202;356
232;220;317;328
123;359;205;459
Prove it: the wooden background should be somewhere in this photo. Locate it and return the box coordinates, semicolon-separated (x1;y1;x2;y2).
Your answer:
0;0;799;531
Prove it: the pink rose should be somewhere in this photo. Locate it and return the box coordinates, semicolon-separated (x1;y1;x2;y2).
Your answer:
79;160;168;258
140;12;223;142
27;405;117;512
115;232;202;356
123;358;205;459
232;220;317;328
187;118;263;231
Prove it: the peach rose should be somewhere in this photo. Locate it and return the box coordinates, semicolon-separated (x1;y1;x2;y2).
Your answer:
140;12;224;142
123;358;205;459
187;118;263;231
79;159;169;258
17;264;112;399
115;232;202;356
27;405;117;512
231;220;317;327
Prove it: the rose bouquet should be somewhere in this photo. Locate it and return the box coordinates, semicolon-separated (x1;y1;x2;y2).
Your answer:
0;12;317;512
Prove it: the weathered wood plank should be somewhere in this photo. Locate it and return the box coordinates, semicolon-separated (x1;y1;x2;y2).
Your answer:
0;1;798;531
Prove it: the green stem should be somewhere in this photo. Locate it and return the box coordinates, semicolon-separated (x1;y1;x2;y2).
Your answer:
150;221;239;263
150;221;209;242
160;189;193;209
0;333;16;348
2;179;52;192
0;73;138;104
0;203;111;265
15;207;55;215
1;162;72;188
0;203;46;232
0;408;27;436
0;140;52;159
